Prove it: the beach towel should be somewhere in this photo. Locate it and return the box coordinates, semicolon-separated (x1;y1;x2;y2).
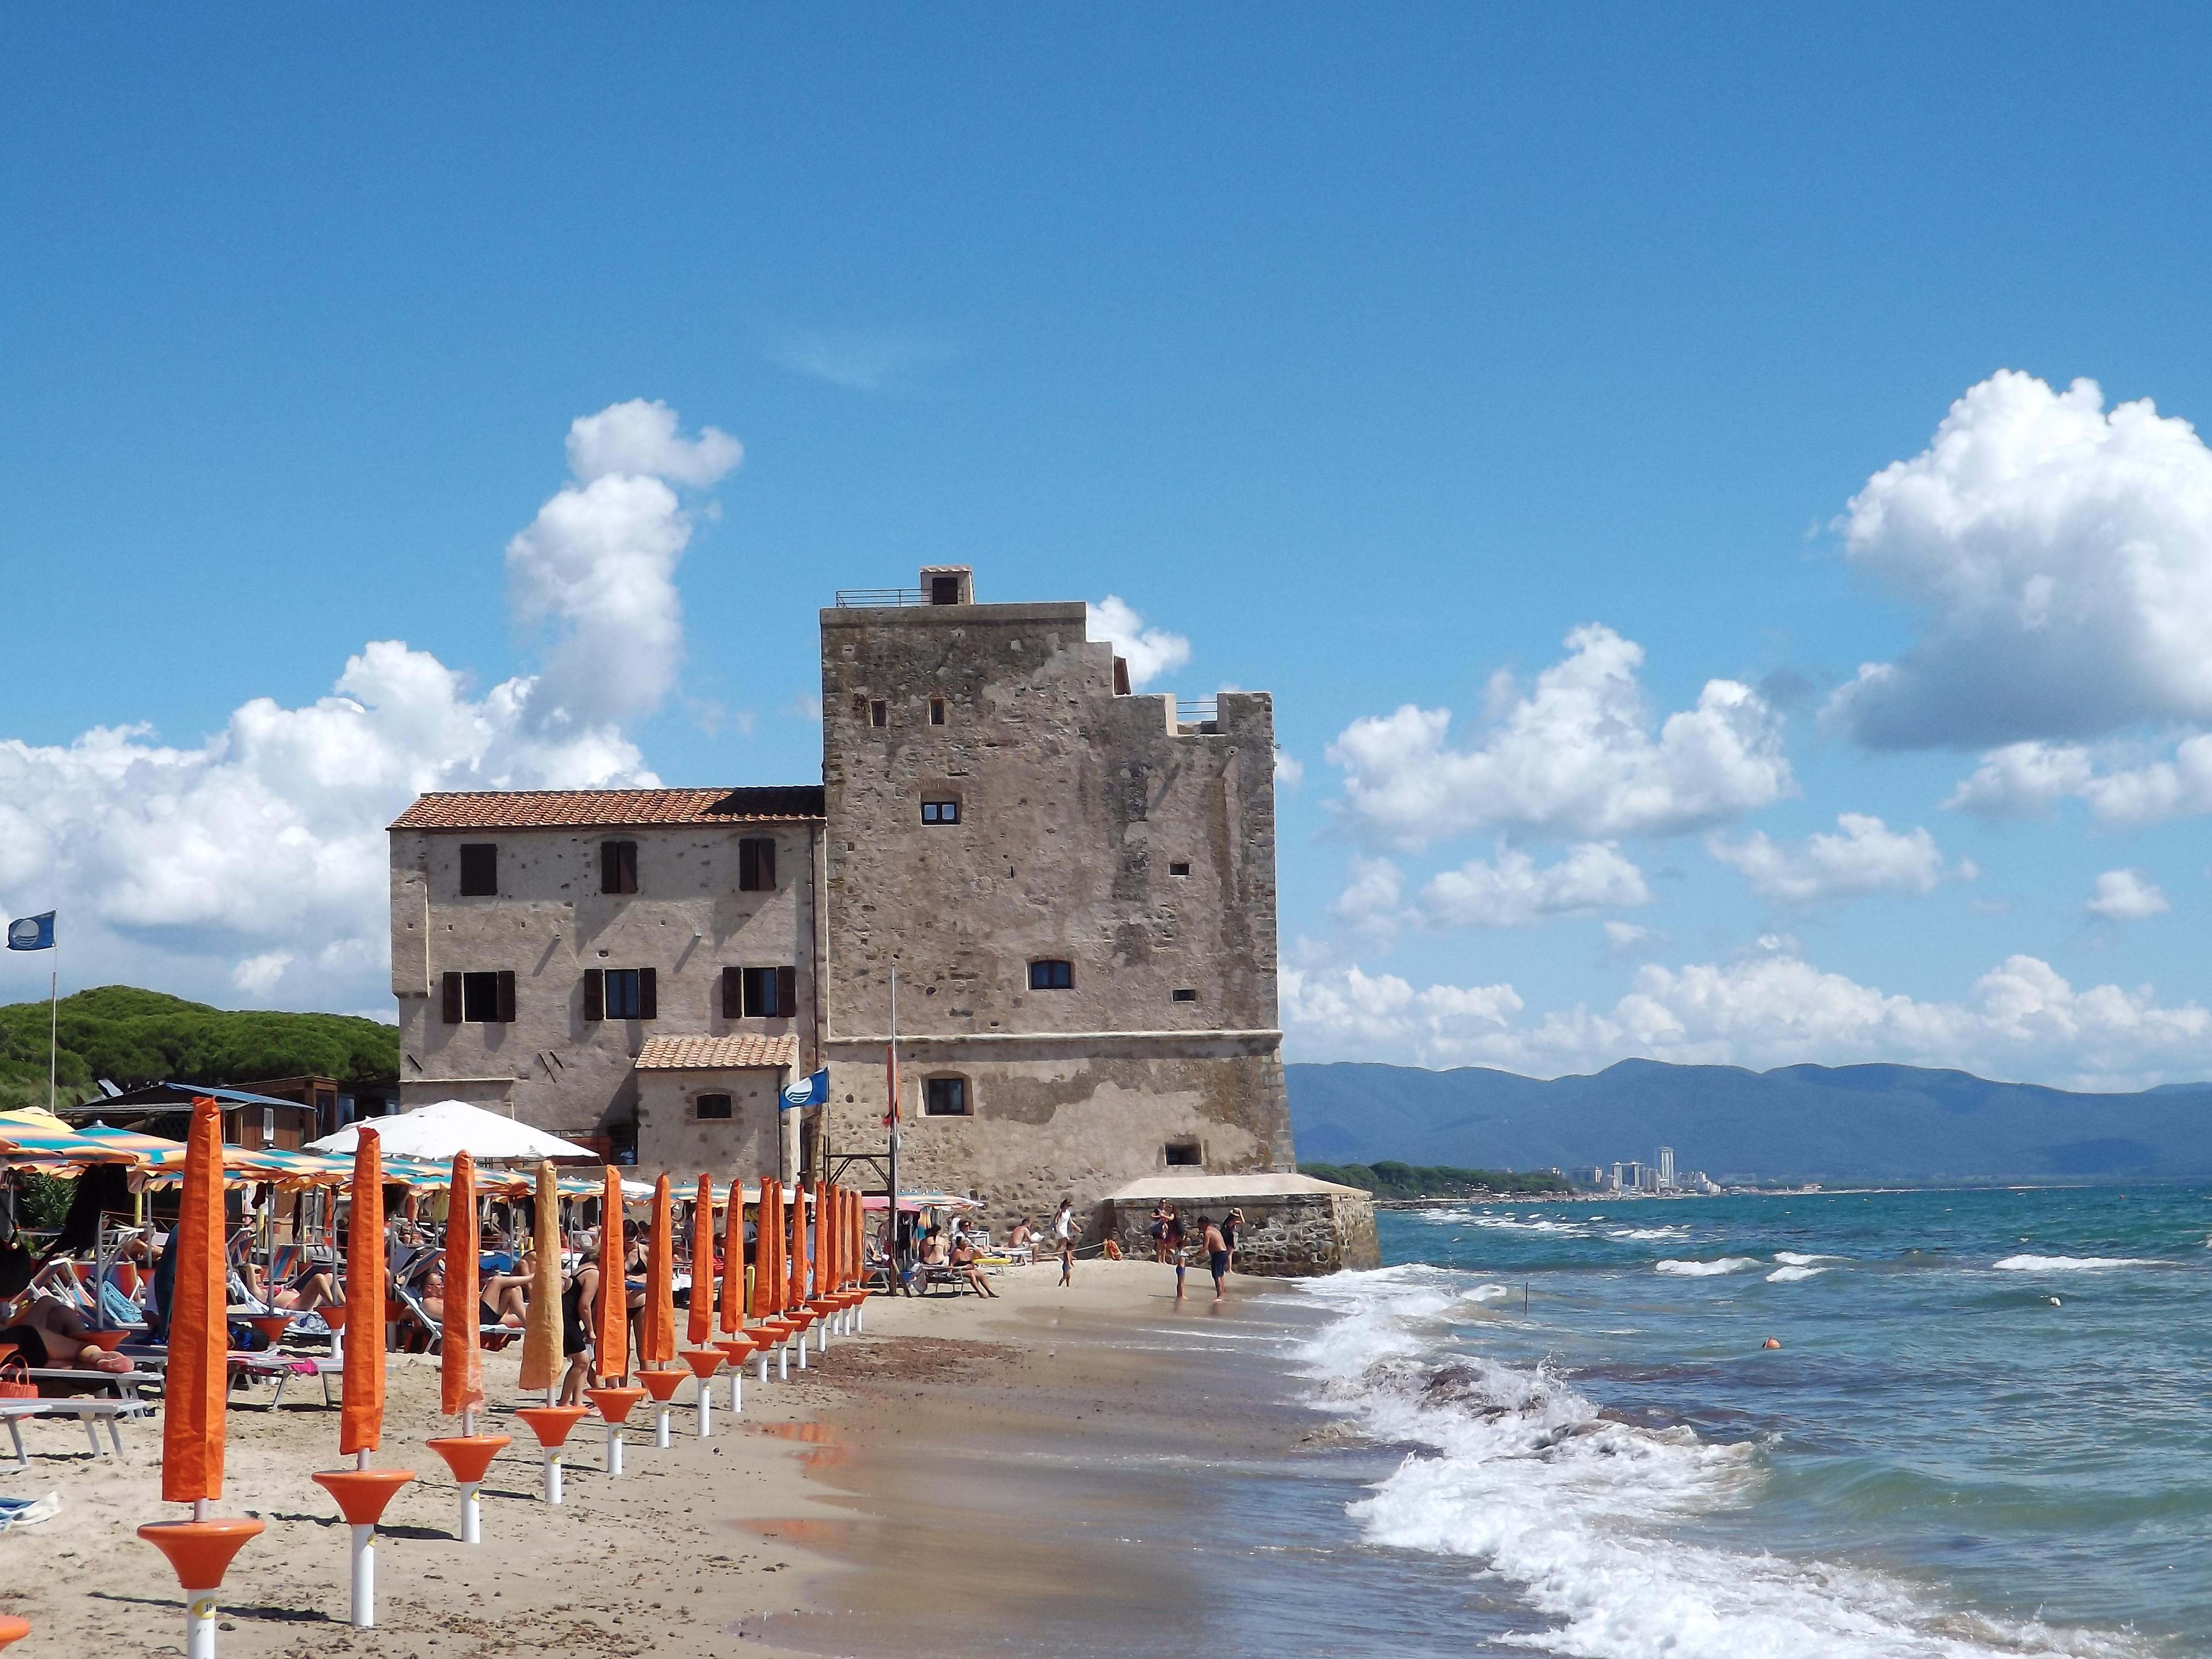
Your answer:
0;1492;60;1532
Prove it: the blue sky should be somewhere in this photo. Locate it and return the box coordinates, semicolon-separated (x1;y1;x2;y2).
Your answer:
6;6;2212;1086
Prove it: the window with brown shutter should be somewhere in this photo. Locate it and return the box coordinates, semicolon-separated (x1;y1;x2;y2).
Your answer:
739;966;797;1017
721;965;742;1019
638;965;656;1020
582;968;605;1021
777;965;796;1017
601;839;638;895
442;971;463;1024
738;837;775;891
459;843;497;896
496;969;516;1022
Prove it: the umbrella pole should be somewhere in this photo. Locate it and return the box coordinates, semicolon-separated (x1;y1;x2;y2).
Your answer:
606;1422;624;1478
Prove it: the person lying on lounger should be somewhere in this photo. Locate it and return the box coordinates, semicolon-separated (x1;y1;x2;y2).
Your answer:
0;1292;134;1373
945;1235;999;1298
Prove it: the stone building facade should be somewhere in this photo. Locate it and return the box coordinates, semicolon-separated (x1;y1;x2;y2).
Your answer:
387;788;824;1175
388;566;1297;1244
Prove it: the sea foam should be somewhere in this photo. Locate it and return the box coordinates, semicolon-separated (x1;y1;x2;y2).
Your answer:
1292;1267;2148;1659
1654;1256;1762;1276
1992;1254;2165;1272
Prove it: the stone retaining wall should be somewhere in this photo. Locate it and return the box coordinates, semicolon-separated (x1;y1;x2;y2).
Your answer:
1106;1189;1378;1277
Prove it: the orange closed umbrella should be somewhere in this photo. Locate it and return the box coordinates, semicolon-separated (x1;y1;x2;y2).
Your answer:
757;1181;783;1316
139;1097;263;1657
440;1151;483;1421
517;1160;561;1400
161;1096;230;1505
596;1167;627;1382
719;1178;745;1338
339;1129;385;1457
687;1174;717;1348
642;1173;676;1368
811;1181;828;1302
787;1178;808;1308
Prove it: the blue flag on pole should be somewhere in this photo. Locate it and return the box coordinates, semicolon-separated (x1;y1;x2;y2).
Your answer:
6;913;54;951
780;1067;828;1111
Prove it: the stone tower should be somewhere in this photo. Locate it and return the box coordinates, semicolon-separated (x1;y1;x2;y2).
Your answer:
817;565;1292;1229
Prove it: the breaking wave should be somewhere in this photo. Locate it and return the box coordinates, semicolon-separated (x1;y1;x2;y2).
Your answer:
1291;1266;2146;1658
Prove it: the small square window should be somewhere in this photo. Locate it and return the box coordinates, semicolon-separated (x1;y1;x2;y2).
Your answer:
921;799;960;824
1172;988;1198;1002
461;971;502;1022
459;843;498;896
1168;861;1191;877
695;1093;732;1121
930;575;961;605
870;700;888;727
929;697;946;725
1029;959;1075;991
924;1076;969;1116
1165;1141;1201;1167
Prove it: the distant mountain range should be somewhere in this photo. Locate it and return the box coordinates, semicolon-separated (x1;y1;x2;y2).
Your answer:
1286;1060;2212;1185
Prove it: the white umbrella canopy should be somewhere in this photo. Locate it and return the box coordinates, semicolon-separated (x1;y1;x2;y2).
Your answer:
307;1099;595;1161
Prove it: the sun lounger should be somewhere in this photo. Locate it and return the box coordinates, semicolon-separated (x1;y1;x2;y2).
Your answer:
20;1368;161;1402
0;1397;149;1467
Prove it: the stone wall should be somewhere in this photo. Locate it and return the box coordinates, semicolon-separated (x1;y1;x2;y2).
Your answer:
1105;1190;1379;1277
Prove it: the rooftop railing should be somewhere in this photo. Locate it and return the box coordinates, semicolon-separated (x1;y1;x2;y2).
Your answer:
1176;697;1219;725
833;588;926;607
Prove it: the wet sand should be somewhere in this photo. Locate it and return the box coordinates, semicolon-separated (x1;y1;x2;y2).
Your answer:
2;1261;1352;1659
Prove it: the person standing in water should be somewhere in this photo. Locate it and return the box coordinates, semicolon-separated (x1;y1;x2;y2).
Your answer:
1200;1212;1233;1301
1052;1197;1079;1287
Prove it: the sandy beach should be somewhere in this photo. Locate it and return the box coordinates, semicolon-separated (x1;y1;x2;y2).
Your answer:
1;1260;1329;1659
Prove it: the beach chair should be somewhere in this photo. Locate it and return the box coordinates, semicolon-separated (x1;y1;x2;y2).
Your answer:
0;1396;149;1467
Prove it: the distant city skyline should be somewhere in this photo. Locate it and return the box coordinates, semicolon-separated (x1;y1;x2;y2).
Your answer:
6;9;2212;1089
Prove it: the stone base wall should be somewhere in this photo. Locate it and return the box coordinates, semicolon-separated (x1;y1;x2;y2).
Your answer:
1106;1190;1378;1278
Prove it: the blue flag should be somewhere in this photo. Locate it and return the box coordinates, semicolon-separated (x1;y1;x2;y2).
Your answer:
780;1067;828;1111
5;912;54;952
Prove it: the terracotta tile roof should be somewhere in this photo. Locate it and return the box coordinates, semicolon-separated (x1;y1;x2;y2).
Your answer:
391;786;824;831
633;1034;801;1071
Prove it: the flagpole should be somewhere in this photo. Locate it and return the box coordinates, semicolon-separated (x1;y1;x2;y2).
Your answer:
47;948;57;1115
885;966;900;1286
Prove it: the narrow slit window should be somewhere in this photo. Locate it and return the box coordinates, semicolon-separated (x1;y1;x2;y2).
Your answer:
1029;959;1075;991
870;700;888;728
929;697;946;725
921;799;960;825
1172;988;1198;1003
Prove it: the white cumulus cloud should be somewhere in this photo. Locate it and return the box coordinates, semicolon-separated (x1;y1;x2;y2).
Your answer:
0;400;737;1012
1828;371;2212;749
1947;734;2212;826
1708;813;1972;904
1329;843;1650;941
1086;596;1192;690
1283;945;2212;1088
1326;625;1791;848
2086;869;2170;922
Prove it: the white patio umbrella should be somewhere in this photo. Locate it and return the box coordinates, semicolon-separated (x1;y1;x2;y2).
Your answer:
307;1100;594;1162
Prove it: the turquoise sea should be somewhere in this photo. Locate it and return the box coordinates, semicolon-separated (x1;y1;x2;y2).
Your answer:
1283;1185;2212;1656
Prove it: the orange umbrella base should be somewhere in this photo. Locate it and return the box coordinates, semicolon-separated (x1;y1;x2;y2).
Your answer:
311;1469;416;1527
319;1303;350;1330
586;1386;646;1424
245;1316;293;1345
82;1328;132;1353
713;1337;758;1361
0;1615;26;1650
679;1349;724;1379
637;1369;689;1403
513;1405;591;1448
138;1517;267;1589
426;1435;512;1486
